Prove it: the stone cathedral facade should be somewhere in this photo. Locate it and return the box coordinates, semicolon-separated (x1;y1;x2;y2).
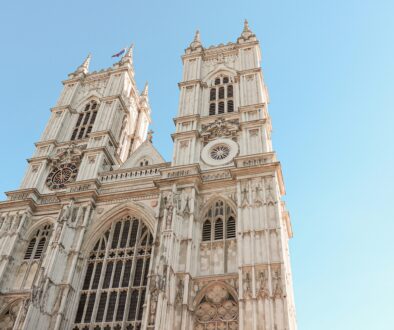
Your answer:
0;22;297;330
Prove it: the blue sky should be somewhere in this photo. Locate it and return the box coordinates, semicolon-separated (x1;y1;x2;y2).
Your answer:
1;1;394;329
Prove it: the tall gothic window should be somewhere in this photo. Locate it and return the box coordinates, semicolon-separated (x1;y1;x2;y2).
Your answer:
73;215;153;330
208;77;235;116
71;100;99;140
201;200;236;242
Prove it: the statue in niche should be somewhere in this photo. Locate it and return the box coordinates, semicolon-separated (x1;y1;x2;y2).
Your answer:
241;186;249;208
59;199;75;223
258;271;269;299
253;183;263;206
244;272;252;298
175;278;184;304
273;269;283;298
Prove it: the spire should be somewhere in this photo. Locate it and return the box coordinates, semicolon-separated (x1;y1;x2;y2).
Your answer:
188;30;203;51
194;30;201;43
139;81;150;110
76;53;91;74
141;81;149;97
238;19;256;43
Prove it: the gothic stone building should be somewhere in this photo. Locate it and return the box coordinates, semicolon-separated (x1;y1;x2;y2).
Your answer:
0;21;297;330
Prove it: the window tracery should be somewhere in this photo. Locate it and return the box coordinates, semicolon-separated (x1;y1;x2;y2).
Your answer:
201;200;236;242
194;284;238;330
73;215;152;330
209;76;235;116
71;100;99;141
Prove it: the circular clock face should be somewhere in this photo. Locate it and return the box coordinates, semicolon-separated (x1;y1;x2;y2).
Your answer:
46;163;78;190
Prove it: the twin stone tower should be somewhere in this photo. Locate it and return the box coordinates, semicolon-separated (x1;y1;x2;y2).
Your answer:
0;22;297;330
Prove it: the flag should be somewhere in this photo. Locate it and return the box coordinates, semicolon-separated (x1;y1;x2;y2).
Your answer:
111;48;126;58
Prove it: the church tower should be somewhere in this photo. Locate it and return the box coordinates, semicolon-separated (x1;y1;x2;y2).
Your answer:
0;22;296;330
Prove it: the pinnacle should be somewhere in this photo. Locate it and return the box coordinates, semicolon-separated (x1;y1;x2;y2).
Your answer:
243;19;250;32
76;53;91;74
141;81;149;96
124;44;134;58
189;29;202;51
194;30;201;42
239;19;255;42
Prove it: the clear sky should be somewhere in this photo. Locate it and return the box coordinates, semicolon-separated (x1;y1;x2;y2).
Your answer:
1;1;393;329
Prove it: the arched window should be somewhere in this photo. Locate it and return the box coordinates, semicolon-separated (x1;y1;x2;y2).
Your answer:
71;100;99;141
209;76;235;116
24;224;52;260
201;200;236;242
73;215;152;330
139;158;150;167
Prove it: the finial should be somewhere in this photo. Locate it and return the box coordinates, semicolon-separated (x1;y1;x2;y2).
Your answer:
238;19;255;42
124;43;134;59
194;30;201;42
189;30;202;51
141;81;149;97
243;19;250;32
76;53;91;74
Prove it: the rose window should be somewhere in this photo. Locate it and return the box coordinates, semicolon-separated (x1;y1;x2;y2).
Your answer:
210;144;230;161
46;163;78;190
201;138;239;166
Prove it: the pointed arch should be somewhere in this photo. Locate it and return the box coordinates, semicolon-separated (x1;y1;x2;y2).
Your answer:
198;194;237;221
202;66;238;85
74;91;102;111
81;200;156;258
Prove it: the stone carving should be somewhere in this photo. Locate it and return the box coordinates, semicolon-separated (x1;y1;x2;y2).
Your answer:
241;185;249;208
59;199;75;223
265;177;276;204
194;284;238;330
175;278;184;304
148;276;159;325
243;272;252;298
201;118;239;142
253;182;263;207
273;269;283;299
49;144;84;167
258;270;269;299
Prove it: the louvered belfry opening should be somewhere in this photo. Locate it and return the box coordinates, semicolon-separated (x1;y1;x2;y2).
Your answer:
201;200;236;242
73;215;153;330
208;76;235;116
24;224;52;260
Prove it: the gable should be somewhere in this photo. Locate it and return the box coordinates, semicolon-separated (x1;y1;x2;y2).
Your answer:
120;140;165;169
